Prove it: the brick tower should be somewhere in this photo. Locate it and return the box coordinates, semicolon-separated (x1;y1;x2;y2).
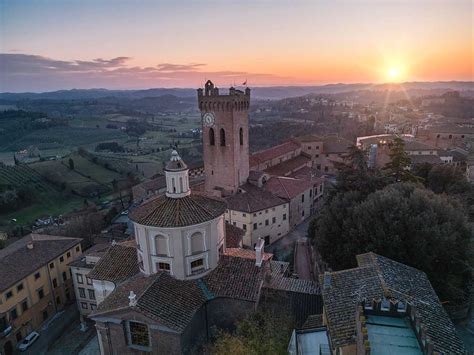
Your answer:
197;80;250;196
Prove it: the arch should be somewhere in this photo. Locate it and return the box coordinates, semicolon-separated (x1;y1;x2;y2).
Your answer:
179;177;184;192
239;127;243;145
190;232;204;254
155;235;168;256
171;178;176;193
220;128;226;146
209;128;215;146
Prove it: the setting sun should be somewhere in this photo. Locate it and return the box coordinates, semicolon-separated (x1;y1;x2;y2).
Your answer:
387;67;401;82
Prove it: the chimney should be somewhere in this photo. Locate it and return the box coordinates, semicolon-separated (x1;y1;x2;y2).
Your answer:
27;241;34;250
128;291;137;307
255;238;265;267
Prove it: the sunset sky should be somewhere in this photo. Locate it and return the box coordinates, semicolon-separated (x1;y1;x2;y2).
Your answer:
0;0;472;92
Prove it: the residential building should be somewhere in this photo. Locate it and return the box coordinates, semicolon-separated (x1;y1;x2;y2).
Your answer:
320;253;465;354
69;243;109;316
0;234;82;354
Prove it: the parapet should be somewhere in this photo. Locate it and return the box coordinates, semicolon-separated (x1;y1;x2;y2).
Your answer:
197;80;250;112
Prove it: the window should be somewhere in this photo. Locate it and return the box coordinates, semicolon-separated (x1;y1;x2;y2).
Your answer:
264;236;270;245
315;154;319;158
232;222;236;226
76;246;80;252
301;194;305;203
16;331;22;342
397;302;407;312
302;210;305;217
253;223;257;230
76;274;84;284
272;217;276;224
265;209;268;213
381;298;390;311
265;219;269;226
86;277;92;286
157;263;170;272
79;288;86;298
239;127;243;145
242;213;246;217
60;256;64;263
62;272;67;281
283;214;287;221
90;304;97;311
6;291;13;300
127;321;150;348
155;235;168;256
38;288;44;299
34;272;40;280
220;128;226;146
56;296;61;305
67;252;71;258
190;232;204;254
209;128;215;146
42;309;48;321
53;278;58;288
49;262;54;269
21;300;28;312
88;289;96;300
81;302;88;310
324;166;329;172
242;224;247;231
309;189;312;197
191;259;204;270
10;307;18;320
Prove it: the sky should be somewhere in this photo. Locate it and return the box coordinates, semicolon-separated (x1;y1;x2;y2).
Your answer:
0;0;472;92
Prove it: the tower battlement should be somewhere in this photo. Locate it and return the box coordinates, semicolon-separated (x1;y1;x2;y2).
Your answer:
198;80;250;112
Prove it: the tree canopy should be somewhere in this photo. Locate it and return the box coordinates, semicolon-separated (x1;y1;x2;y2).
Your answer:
310;182;472;304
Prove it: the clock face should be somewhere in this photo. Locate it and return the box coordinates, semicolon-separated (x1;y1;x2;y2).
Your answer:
203;112;215;127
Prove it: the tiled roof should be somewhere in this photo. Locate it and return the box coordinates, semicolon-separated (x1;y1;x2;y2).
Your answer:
226;183;287;213
92;254;266;332
250;141;301;167
294;134;325;143
322;137;352;154
288;166;324;181
404;140;438;151
69;243;110;269
88;243;140;284
409;154;443;165
129;192;227;228
0;234;82;292
224;247;273;261
225;224;244;248
264;176;313;199
301;314;324;329
321;253;465;353
264;154;311;177
248;170;265;182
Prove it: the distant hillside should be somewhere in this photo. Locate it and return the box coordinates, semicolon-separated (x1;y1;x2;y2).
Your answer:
1;81;472;101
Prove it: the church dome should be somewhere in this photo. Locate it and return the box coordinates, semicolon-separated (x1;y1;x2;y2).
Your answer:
165;150;188;171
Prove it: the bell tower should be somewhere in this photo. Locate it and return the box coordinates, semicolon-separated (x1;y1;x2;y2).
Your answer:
198;80;250;196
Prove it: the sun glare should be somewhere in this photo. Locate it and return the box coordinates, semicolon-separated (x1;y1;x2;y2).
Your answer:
387;67;402;82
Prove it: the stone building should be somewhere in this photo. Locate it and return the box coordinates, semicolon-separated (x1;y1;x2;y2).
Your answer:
0;234;82;355
88;151;322;354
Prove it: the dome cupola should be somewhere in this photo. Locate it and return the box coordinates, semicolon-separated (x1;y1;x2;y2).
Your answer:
165;150;191;198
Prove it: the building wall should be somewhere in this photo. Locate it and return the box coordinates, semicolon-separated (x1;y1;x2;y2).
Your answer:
0;243;81;352
312;152;345;174
133;215;225;280
225;203;290;247
71;266;97;316
288;189;313;228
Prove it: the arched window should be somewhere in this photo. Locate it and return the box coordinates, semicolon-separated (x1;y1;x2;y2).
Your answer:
155;235;168;256
190;232;204;254
209;128;215;146
220;128;226;146
172;178;176;193
239;127;243;145
179;177;183;192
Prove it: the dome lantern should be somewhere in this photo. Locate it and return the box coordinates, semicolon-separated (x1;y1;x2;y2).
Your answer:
165;150;191;198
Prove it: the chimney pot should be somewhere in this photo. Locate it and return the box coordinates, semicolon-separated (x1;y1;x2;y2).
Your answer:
255;238;265;267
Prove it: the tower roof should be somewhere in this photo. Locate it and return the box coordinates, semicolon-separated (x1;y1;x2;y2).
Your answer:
165;150;188;171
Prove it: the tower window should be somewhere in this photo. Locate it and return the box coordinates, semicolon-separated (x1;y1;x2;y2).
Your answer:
220;128;226;146
239;127;243;145
209;128;215;146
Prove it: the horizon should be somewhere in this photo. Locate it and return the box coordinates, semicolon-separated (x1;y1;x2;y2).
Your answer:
1;0;472;92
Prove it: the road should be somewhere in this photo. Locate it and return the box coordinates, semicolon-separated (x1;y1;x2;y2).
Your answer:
294;239;313;280
265;218;311;261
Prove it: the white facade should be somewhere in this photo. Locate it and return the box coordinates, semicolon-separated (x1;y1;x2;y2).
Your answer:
70;255;101;315
225;203;290;247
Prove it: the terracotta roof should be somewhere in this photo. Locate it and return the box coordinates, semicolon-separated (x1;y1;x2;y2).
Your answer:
92;255;266;332
69;243;110;269
129;192;227;228
264;154;311;176
322;137;352;154
301;314;324;329
224;247;273;261
248;170;265;182
321;253;465;353
288;166;324;181
264;176;313;199
0;234;82;292
226;183;287;213
88;243;140;284
404;140;438;151
294;134;325;143
225;224;244;248
250;141;301;167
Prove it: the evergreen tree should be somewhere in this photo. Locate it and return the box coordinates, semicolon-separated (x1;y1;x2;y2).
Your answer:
383;137;419;182
68;157;75;170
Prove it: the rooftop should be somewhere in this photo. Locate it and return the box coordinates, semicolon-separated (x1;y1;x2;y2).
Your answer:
264;176;314;199
321;253;465;353
129;192;227;228
250;141;301;167
264;154;311;176
0;234;82;292
225;224;245;248
226;183;287;213
69;243;110;269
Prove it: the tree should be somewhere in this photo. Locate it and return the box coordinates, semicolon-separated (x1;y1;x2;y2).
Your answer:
68;158;75;170
311;183;472;304
383;137;418;182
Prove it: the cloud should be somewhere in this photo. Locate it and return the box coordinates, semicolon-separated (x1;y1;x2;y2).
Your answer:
0;53;291;92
